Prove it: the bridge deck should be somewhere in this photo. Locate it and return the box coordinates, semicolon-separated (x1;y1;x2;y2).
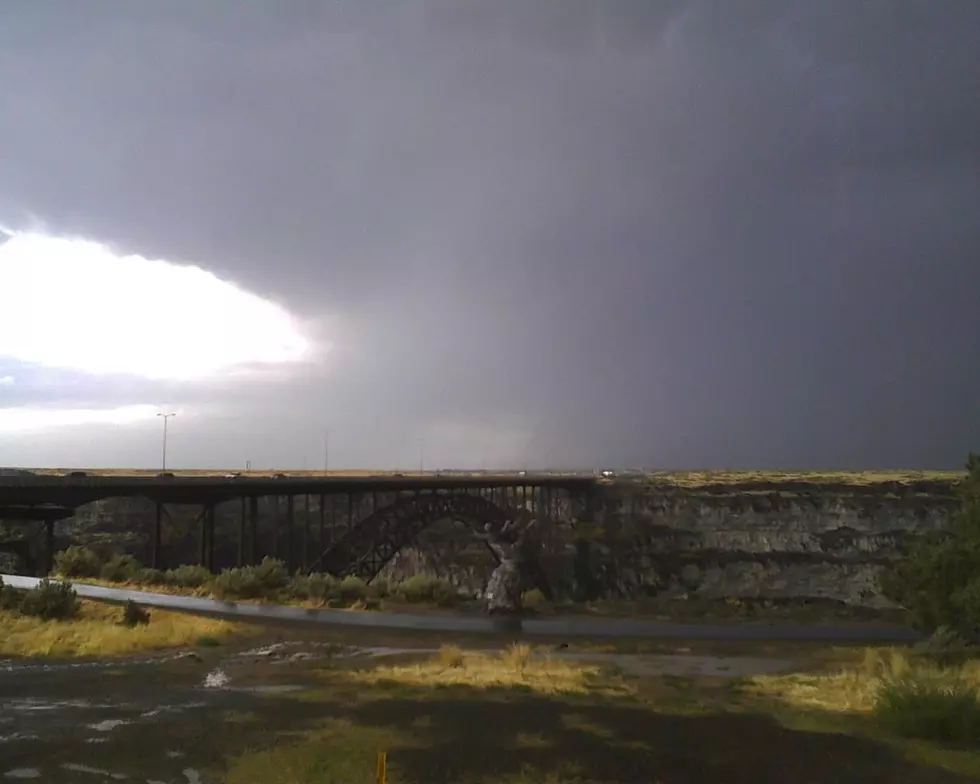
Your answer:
0;471;598;509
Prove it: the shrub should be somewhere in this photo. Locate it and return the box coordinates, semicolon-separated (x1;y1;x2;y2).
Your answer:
368;577;391;599
196;635;222;647
338;575;368;603
290;572;339;603
164;564;213;589
211;568;263;600
135;568;166;586
100;554;143;583
913;626;980;667
438;644;465;669
121;600;150;627
393;575;459;606
53;546;103;579
251;557;289;591
0;577;23;611
874;673;980;743
878;453;980;637
211;558;290;600
19;579;79;621
523;588;551;611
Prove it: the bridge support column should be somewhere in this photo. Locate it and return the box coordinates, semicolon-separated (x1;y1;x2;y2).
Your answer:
152;502;163;569
317;494;325;569
198;504;216;571
272;497;280;560
237;497;246;566
249;496;259;565
43;518;54;576
285;495;295;570
208;503;216;571
302;494;310;572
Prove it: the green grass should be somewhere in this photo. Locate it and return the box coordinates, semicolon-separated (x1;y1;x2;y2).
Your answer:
207;645;980;783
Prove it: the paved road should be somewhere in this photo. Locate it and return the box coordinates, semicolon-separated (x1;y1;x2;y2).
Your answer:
1;573;921;643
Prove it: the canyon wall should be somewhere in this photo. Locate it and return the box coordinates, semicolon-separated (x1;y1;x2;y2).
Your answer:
383;479;960;607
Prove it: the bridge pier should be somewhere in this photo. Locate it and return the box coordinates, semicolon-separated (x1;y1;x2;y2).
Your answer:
286;495;295;571
152;502;164;569
238;497;246;567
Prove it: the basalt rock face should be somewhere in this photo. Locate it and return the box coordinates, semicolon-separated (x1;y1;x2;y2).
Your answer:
574;480;959;607
382;480;960;607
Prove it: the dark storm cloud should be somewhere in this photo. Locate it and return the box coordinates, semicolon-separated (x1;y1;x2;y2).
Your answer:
0;0;978;469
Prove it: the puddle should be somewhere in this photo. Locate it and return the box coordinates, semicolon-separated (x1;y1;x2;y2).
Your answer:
0;638;796;783
61;762;129;779
88;719;131;732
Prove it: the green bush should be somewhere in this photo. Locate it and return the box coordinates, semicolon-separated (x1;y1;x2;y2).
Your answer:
135;568;166;586
0;577;23;611
210;558;290;600
913;626;980;667
337;575;368;603
164;564;213;589
100;554;143;583
211;568;263;600
368;577;391;599
875;673;980;743
251;557;289;590
878;453;980;637
53;546;103;579
19;579;79;621
392;575;459;606
290;572;339;603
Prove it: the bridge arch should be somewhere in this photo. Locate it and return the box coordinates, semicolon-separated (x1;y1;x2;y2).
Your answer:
317;493;511;580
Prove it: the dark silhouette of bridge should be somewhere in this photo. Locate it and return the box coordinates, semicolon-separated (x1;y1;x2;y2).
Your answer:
0;472;598;576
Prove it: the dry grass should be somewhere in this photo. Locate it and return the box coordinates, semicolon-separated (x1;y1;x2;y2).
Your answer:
642;469;964;487
0;599;245;658
345;643;629;697
742;647;980;715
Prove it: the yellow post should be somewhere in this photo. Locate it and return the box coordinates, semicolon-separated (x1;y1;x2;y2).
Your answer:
377;750;387;784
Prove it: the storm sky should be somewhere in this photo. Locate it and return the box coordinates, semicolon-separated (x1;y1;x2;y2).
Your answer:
1;0;978;471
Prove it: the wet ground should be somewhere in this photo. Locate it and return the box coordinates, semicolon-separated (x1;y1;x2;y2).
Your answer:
0;639;797;783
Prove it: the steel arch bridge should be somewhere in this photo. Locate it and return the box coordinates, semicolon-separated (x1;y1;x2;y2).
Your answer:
317;492;511;580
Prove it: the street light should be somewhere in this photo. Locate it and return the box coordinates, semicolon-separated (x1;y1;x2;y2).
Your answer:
157;412;176;470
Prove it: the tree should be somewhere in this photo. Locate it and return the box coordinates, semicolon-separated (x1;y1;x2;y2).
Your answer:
878;453;980;637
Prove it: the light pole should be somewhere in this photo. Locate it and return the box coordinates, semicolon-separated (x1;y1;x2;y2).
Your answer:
157;412;176;470
323;429;331;473
418;437;425;474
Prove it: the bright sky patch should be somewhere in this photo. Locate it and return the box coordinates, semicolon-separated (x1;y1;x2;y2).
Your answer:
0;231;310;380
0;404;159;433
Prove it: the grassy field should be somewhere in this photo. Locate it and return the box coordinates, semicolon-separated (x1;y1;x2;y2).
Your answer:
0;599;248;658
640;469;965;487
208;641;980;783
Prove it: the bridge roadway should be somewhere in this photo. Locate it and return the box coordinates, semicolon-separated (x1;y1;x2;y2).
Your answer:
0;573;920;644
0;471;598;512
